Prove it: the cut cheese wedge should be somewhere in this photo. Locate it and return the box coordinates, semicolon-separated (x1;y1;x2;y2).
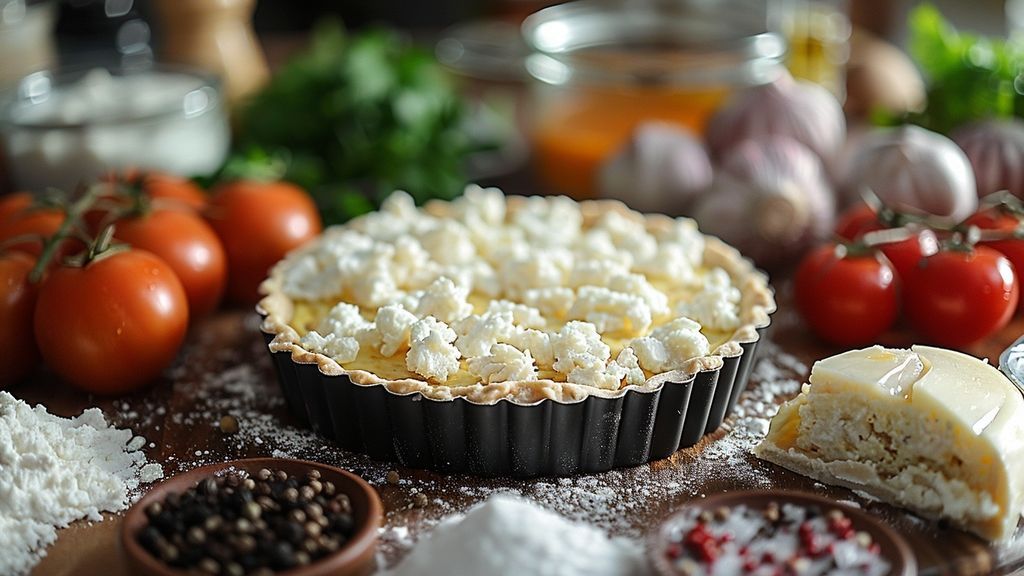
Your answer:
754;345;1024;540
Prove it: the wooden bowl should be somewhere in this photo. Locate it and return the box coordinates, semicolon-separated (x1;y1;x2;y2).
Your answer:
121;458;382;576
647;490;917;576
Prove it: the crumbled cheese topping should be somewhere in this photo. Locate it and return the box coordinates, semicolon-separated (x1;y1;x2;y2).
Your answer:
374;304;419;357
415;277;473;324
612;347;647;386
300;331;360;364
452;311;516;358
406;317;462;383
675;268;742;331
629;318;710;373
467;344;538;383
551;321;611;376
280;189;735;389
568;286;652;336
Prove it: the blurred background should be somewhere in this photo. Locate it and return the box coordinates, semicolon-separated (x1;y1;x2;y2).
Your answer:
3;0;1024;271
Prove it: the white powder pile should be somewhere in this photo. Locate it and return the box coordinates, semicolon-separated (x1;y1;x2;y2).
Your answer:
387;495;647;576
0;391;156;575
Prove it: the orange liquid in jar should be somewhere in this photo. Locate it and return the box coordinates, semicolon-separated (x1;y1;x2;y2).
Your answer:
530;85;730;199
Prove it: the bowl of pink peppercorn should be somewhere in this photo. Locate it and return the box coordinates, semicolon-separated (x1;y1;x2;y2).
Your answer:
648;490;916;576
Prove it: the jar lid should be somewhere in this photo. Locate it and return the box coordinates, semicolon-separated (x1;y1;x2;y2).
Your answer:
522;0;786;87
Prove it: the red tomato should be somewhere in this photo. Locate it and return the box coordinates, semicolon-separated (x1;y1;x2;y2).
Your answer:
207;181;322;306
0;193;66;257
965;209;1024;313
137;172;207;212
0;251;40;388
114;209;227;317
904;246;1018;348
834;204;938;281
34;249;189;394
794;244;899;346
835;203;881;240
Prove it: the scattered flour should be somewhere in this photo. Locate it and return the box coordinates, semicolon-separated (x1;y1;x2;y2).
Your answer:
385;495;646;576
0;392;156;575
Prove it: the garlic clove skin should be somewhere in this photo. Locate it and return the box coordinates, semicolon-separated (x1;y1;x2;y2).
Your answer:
694;136;834;271
844;125;977;224
599;122;713;215
706;71;846;168
952;118;1024;199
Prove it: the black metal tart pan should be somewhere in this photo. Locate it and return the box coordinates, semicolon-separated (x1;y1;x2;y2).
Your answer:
261;318;770;478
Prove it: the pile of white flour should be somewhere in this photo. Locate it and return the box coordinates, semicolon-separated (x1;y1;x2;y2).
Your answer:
0;391;159;575
387;494;647;576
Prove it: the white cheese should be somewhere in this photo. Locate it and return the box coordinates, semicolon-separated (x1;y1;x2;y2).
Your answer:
568;286;652;336
630;318;709;373
566;353;624;390
374;303;420;357
607;272;670;317
676;268;741;331
551;321;611;375
453;311;516;358
406;317;462;383
512;195;583;247
567;259;631;289
419;222;477;266
612;347;647;386
415;277;473;324
300;330;360;363
467;344;538;383
486;300;546;329
507;328;555;369
521;287;576;320
316;302;372;338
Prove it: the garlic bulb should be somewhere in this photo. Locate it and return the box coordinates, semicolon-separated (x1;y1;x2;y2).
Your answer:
694;135;835;270
952;118;1024;199
844;125;977;224
599;122;713;215
706;71;846;165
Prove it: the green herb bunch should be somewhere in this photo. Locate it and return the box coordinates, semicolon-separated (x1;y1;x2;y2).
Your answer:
899;4;1024;134
233;22;479;224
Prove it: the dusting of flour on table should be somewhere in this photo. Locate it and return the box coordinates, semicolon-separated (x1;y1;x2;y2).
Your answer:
386;495;646;576
0;391;155;575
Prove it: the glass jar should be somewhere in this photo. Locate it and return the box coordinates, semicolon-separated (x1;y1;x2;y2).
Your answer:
0;65;229;193
522;0;785;199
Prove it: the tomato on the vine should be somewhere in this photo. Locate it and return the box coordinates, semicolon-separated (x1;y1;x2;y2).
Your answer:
114;209;227;318
903;246;1018;347
794;243;899;346
834;203;938;281
207;181;322;305
965;208;1024;312
0;192;68;257
34;248;189;394
0;251;40;388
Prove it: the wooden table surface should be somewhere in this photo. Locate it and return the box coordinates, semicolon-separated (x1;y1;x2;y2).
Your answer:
14;279;1024;576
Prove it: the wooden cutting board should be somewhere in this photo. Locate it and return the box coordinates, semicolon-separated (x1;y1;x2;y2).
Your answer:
19;282;1024;576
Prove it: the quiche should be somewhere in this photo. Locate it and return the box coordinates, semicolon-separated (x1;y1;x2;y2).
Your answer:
755;345;1024;541
259;187;774;405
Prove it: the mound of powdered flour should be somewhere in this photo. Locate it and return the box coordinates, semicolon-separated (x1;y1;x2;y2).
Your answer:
0;391;158;575
387;494;647;576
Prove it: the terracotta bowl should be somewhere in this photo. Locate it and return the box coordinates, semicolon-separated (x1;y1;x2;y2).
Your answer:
647;490;917;576
121;458;383;576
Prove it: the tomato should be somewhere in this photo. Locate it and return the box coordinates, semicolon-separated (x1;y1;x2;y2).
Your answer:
833;203;938;281
0;193;66;257
904;246;1018;348
136;172;207;212
89;171;208;232
794;244;899;346
965;209;1024;313
835;203;881;240
207;181;322;305
0;251;40;388
34;249;189;394
114;209;227;317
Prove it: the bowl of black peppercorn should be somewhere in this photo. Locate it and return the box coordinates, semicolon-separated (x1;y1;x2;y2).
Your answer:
121;458;383;576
